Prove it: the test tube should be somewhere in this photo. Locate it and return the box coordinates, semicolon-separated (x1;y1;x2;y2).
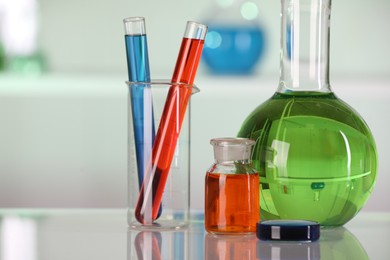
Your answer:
124;17;155;189
135;21;208;224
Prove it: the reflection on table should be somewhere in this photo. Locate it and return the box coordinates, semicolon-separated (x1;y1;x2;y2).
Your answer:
127;221;369;260
0;210;388;260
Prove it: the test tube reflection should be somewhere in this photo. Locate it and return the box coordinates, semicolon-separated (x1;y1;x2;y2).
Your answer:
135;232;162;260
128;229;188;260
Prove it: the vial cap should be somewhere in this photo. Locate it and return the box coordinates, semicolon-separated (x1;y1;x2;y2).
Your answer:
256;220;320;242
210;138;255;162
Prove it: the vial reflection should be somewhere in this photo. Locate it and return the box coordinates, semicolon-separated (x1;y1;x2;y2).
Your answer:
205;233;257;259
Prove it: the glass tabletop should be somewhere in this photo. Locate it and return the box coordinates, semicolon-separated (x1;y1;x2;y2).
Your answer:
0;209;389;259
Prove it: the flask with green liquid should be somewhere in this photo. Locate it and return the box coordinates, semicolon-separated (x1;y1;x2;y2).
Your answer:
238;0;378;226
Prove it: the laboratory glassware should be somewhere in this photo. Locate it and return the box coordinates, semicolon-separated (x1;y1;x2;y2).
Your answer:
134;21;207;225
1;0;45;74
127;81;199;229
205;138;259;234
124;17;163;219
123;17;154;189
238;0;378;226
202;0;266;74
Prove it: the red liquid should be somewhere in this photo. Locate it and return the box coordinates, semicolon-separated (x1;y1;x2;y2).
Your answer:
135;38;205;223
171;38;204;84
205;172;260;234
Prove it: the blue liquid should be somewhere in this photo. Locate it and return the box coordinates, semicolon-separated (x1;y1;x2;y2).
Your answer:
125;34;151;82
202;26;266;74
125;34;155;189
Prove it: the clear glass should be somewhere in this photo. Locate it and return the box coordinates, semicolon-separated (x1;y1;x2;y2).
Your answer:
205;138;259;234
171;21;207;84
123;17;147;35
238;0;378;227
278;0;331;92
123;16;151;83
127;81;199;230
183;21;208;40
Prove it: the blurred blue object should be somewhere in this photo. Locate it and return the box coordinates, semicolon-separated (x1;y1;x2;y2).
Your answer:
202;25;266;74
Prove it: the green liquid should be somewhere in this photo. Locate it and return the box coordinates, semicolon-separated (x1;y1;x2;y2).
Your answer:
238;92;378;226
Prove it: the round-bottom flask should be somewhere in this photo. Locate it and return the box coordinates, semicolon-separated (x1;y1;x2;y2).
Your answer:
238;0;378;227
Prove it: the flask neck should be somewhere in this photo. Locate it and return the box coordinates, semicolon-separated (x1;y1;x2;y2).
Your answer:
278;0;332;93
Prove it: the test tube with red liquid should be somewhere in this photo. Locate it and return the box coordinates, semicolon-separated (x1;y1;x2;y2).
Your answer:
135;21;207;224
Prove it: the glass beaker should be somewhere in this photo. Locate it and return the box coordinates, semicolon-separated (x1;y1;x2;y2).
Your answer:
127;81;199;230
205;138;259;234
238;0;378;226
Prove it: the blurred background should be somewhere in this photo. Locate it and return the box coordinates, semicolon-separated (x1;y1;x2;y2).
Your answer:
0;0;389;211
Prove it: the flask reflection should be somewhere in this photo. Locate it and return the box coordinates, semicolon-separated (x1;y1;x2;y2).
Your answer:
256;227;368;260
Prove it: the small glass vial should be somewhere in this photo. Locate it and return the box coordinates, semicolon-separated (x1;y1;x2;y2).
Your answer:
205;138;259;234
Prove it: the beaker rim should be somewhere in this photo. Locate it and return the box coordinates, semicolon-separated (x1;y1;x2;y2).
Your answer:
126;80;199;94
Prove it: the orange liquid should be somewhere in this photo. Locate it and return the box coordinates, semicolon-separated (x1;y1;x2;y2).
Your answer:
205;172;260;234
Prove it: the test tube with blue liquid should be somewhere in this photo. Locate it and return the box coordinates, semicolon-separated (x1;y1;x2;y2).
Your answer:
124;17;161;217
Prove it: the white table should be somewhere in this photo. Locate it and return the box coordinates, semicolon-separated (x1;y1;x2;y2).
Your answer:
0;209;388;259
